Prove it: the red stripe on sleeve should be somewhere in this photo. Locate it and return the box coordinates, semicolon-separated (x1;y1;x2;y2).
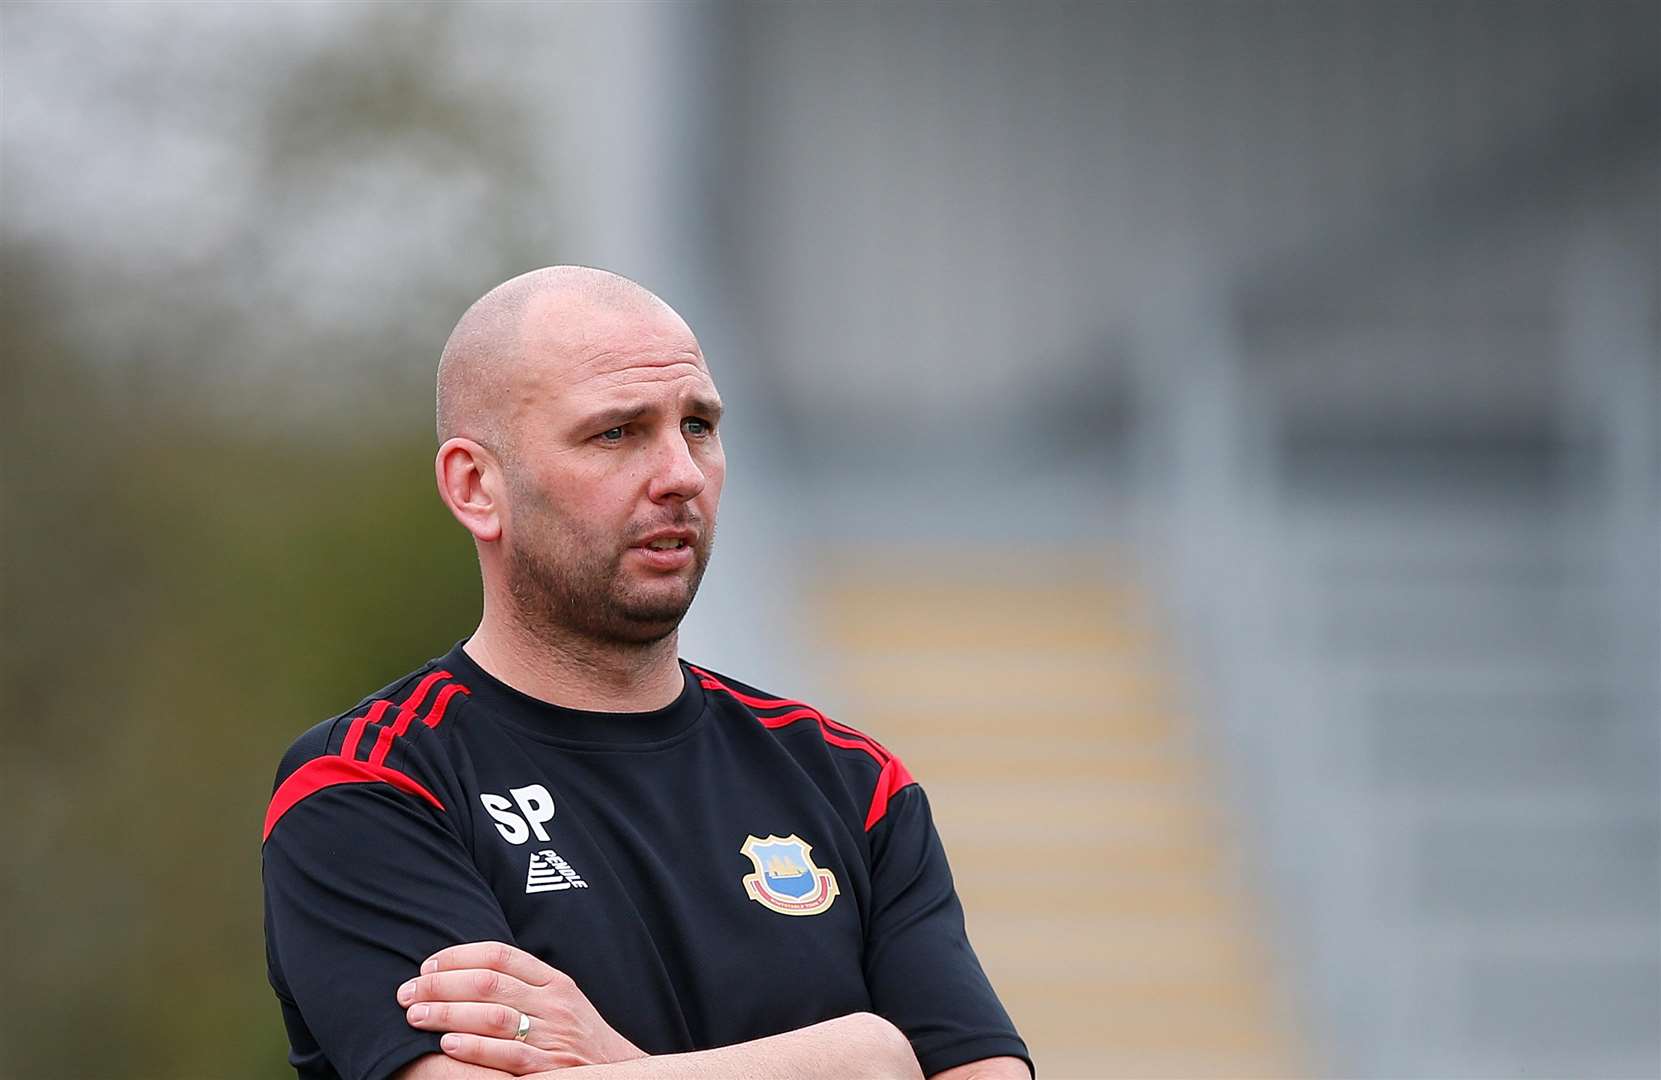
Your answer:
821;729;889;766
340;699;393;762
752;707;822;730
339;671;452;762
423;682;469;728
820;715;893;760
401;669;453;714
863;755;917;831
755;706;889;767
687;666;793;708
367;682;470;768
263;756;445;841
689;663;914;831
692;666;892;764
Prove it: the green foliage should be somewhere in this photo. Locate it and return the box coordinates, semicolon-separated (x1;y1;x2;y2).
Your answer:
2;363;480;1077
0;4;562;1071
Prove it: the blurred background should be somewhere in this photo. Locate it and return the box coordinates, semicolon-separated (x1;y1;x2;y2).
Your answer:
3;2;1657;1077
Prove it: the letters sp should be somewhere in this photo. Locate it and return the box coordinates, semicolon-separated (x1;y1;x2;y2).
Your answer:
479;784;556;844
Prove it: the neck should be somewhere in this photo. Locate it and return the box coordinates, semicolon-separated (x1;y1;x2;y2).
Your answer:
464;606;685;713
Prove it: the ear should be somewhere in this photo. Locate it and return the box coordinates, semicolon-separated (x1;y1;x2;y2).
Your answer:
435;437;504;543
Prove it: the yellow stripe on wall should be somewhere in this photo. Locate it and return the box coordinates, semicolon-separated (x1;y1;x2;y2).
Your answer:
810;553;1309;1079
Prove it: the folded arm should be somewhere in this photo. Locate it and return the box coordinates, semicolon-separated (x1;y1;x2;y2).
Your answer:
391;942;920;1080
394;1011;922;1080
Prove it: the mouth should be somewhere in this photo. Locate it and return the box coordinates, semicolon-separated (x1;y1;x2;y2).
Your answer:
628;534;694;573
627;528;694;551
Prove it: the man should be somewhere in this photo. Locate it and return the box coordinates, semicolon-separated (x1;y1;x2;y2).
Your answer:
262;267;1032;1080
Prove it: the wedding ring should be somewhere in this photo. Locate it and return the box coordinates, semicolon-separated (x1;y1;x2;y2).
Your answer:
513;1011;532;1042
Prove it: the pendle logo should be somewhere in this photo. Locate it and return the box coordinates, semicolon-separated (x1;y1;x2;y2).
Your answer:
479;784;556;845
526;848;588;894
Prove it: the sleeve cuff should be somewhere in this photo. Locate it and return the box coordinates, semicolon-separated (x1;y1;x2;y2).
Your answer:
360;1030;446;1080
915;1035;1035;1079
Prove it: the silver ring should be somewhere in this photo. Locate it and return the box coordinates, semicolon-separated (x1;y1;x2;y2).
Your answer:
513;1011;532;1042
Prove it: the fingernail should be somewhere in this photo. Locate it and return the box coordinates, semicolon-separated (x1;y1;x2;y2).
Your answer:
397;981;415;1004
408;1004;429;1023
441;1034;461;1052
422;957;437;974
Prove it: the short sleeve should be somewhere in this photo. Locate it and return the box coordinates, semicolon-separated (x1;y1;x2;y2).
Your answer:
262;733;514;1080
863;784;1034;1078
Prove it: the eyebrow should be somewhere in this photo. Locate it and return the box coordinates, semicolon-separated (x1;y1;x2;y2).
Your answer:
575;395;725;433
691;395;725;423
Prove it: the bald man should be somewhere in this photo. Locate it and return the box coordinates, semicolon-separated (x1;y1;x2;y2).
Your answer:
261;268;1031;1080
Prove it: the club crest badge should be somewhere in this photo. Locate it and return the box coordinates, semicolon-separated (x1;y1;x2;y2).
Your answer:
739;834;839;916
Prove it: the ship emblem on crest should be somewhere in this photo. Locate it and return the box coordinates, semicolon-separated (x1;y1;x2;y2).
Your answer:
739;834;839;916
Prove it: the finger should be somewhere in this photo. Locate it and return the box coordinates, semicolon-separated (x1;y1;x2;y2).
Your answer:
439;1032;586;1075
397;968;532;1009
422;941;559;986
406;1000;524;1042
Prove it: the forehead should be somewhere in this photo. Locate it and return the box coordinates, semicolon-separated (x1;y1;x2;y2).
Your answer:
515;292;717;413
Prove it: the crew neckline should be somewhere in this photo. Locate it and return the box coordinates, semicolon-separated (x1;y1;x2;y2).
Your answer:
441;640;707;748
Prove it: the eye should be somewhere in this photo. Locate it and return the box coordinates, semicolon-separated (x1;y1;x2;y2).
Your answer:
597;426;626;443
683;417;714;437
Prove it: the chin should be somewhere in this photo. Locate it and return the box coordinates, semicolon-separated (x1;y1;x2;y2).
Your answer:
620;601;693;632
600;609;685;646
607;593;694;638
604;561;706;638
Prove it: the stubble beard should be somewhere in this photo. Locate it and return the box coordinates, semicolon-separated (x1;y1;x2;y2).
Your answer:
504;500;714;653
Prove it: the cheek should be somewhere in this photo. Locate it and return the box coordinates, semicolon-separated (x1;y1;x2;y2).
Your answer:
507;474;588;540
703;447;727;494
699;465;725;513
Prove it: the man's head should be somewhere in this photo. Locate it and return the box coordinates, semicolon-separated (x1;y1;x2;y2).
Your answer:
434;267;724;650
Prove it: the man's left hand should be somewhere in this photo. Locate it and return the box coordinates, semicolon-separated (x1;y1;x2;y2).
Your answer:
398;941;648;1076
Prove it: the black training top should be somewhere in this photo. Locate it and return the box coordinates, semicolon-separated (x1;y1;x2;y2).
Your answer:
261;642;1031;1080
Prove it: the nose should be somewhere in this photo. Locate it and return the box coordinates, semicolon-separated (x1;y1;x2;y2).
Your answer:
645;428;708;504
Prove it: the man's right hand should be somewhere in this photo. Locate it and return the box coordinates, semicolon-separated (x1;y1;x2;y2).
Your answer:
399;941;647;1075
